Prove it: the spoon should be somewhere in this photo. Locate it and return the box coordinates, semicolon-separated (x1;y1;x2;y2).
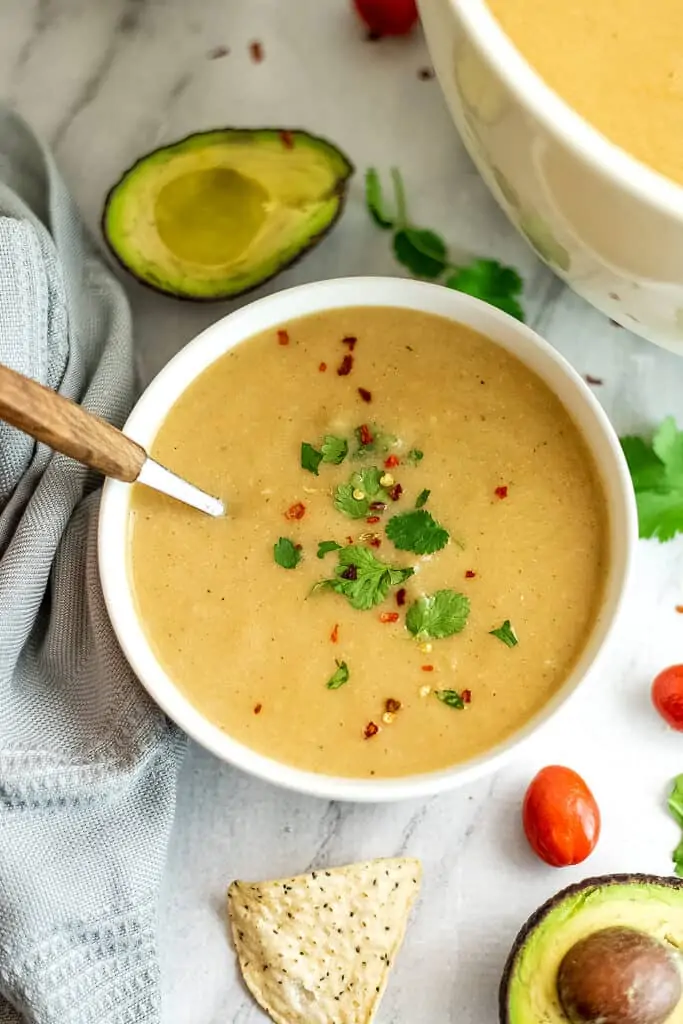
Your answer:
0;362;225;517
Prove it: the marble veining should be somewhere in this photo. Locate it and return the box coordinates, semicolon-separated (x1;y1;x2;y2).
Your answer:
3;1;683;1021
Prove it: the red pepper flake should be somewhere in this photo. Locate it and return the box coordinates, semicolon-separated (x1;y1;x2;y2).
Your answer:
384;454;400;469
417;66;435;80
494;485;508;499
319;361;327;372
358;387;372;403
280;130;294;150
346;535;354;545
388;483;403;501
396;587;407;607
369;537;382;548
369;501;387;511
366;515;381;524
330;623;339;643
462;689;472;704
253;703;263;715
385;698;401;713
584;374;604;386
465;570;476;579
359;423;373;446
277;329;290;346
284;501;306;520
340;564;358;581
337;353;354;376
207;45;230;59
676;606;683;614
342;336;357;351
379;611;400;623
249;40;264;62
421;665;434;672
364;721;379;739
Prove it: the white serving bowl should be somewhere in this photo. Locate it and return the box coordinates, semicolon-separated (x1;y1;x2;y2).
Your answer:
98;277;636;802
419;0;683;353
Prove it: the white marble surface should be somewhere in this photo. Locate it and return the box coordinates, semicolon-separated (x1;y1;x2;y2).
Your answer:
5;2;683;1021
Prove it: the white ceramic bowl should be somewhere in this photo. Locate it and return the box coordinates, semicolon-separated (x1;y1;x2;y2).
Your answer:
99;277;636;802
419;0;683;353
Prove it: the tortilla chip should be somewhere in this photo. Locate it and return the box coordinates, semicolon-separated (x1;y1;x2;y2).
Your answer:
227;857;422;1024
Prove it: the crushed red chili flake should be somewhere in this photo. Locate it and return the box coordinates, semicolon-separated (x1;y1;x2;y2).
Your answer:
384;454;400;469
465;570;476;579
249;40;264;62
280;130;294;149
358;387;372;403
253;703;263;715
364;721;380;739
379;611;400;623
340;564;358;581
385;698;401;713
366;515;381;524
319;361;327;372
494;485;508;499
417;66;435;80
369;537;382;548
584;374;604;386
284;501;306;520
337;354;354;376
462;689;472;704
346;535;354;545
396;587;407;607
369;501;387;511
388;483;403;501
421;665;434;672
330;623;339;643
277;329;290;345
359;423;373;446
342;336;357;351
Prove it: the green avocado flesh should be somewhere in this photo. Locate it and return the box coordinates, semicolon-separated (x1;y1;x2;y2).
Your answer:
103;129;353;300
502;875;683;1024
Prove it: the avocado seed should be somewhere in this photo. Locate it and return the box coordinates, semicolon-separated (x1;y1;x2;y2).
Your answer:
557;926;681;1024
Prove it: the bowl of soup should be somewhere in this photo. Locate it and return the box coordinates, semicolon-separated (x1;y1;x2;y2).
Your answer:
98;277;635;801
418;0;683;353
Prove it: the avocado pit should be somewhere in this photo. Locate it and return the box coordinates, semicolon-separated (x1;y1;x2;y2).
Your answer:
557;926;681;1024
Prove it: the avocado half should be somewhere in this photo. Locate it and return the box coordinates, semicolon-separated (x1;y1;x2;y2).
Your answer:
102;128;354;301
500;874;683;1024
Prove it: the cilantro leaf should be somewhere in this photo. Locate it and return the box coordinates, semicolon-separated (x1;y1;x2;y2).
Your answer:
406;448;424;465
445;260;524;322
393;227;448;279
489;620;518;647
620;435;667;492
301;442;323;475
327;659;350;690
620;418;683;541
435;689;467;710
321;434;348;465
635;490;683;542
406;590;470;640
317;540;342;559
365;168;394;229
653;417;683;479
274;537;302;569
415;488;430;509
385;509;449;554
669;776;683;877
334;467;388;519
316;545;414;611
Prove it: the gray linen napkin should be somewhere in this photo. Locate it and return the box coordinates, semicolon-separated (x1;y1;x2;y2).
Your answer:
0;109;183;1023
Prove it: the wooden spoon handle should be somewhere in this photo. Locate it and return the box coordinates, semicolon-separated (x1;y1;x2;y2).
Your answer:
0;362;146;482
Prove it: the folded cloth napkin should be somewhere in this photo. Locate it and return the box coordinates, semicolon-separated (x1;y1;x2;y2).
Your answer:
0;109;183;1023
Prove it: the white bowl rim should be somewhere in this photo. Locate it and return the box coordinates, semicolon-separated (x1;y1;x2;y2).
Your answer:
98;276;637;803
444;0;683;219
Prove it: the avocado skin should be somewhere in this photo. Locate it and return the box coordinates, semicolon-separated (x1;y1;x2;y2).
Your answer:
101;127;354;303
499;873;683;1024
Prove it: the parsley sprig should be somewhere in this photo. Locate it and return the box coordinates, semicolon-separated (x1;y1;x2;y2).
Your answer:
406;590;470;640
365;167;525;321
621;417;683;541
315;545;414;611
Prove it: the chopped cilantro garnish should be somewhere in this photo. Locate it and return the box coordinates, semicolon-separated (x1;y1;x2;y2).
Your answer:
365;167;525;320
321;434;348;465
301;442;323;475
273;537;301;570
415;488;430;509
669;775;683;877
406;590;470;640
327;659;350;690
315;545;414;611
317;540;342;559
407;448;424;464
489;620;518;647
621;418;683;541
434;689;467;710
385;509;449;554
334;467;388;519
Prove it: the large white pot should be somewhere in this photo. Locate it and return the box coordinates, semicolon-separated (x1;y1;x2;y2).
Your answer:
419;0;683;353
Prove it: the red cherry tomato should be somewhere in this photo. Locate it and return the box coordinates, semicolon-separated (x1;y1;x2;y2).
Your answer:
652;665;683;731
353;0;419;37
522;766;601;867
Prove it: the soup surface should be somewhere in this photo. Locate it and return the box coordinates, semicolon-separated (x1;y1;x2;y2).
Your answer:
486;0;683;186
129;307;607;778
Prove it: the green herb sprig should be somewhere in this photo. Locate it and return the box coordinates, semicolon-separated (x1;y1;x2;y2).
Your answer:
315;545;414;611
434;689;467;710
668;775;683;876
273;537;302;569
327;660;350;690
489;620;518;647
621;417;683;541
406;590;470;640
385;509;449;555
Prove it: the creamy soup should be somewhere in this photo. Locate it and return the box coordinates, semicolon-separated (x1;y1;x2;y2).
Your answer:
129;308;607;778
487;0;683;186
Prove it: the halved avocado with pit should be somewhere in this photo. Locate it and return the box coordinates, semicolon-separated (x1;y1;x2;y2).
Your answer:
102;128;354;300
501;874;683;1024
